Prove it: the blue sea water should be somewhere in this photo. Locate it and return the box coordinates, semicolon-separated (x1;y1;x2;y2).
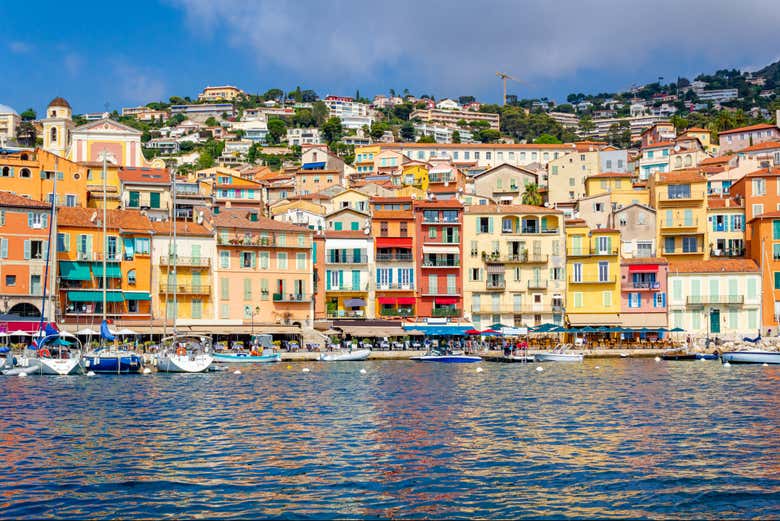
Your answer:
1;359;779;519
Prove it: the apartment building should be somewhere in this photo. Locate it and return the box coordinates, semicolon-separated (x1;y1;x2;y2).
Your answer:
371;198;417;318
621;257;668;330
409;107;500;130
649;170;709;261
324;231;374;319
718;120;780;155
198;85;244;101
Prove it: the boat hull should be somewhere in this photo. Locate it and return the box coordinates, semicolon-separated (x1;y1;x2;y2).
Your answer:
410;355;482;363
319;349;371;362
38;356;84;375
213;352;281;364
84;353;144;373
156;353;213;373
534;353;584;362
721;351;780;364
662;353;718;361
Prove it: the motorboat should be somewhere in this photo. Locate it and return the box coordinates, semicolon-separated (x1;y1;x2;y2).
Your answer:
319;348;371;362
411;349;482;363
213;349;281;364
720;351;780;365
661;352;718;361
156;335;214;373
84;349;144;373
534;344;584;362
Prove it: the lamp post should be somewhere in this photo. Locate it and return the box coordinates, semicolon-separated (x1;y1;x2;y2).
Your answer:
250;305;260;337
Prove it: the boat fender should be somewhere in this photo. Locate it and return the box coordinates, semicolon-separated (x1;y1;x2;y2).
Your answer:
475;367;483;373
87;371;95;376
302;367;310;373
536;366;544;372
18;372;27;378
85;359;91;367
142;367;152;374
763;363;769;367
654;356;661;362
723;362;731;368
233;370;241;375
360;368;367;374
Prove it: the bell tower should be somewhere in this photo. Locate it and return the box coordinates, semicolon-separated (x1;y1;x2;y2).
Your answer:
42;97;74;157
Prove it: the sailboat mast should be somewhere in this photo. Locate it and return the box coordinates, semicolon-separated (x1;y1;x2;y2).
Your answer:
49;159;59;325
102;154;108;326
172;172;177;333
37;158;58;337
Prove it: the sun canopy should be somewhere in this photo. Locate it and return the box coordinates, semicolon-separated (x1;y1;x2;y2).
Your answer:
59;261;92;281
402;325;472;336
343;298;366;307
67;290;125;302
92;263;122;278
75;328;99;335
124;292;151;301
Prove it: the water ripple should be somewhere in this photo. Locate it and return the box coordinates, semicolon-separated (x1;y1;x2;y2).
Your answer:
1;360;779;519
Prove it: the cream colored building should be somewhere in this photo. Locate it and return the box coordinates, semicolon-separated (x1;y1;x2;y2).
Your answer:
463;205;566;328
198;85;244;101
469;164;537;204
0;104;20;141
546;150;601;204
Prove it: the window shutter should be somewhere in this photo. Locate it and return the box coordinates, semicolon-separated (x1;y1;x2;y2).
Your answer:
42;214;48;229
388;269;393;284
86;235;93;255
338;270;344;288
0;238;7;258
27;212;33;228
636;293;641;307
24;240;31;259
409;269;413;285
42;240;49;260
488;217;493;233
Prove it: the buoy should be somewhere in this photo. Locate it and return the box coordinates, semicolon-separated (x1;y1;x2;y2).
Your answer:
142;367;152;374
86;371;95;376
18;372;27;378
654;356;661;362
287;365;292;369
620;353;629;358
302;367;310;373
360;368;367;374
723;362;731;368
763;363;769;367
233;370;241;375
594;365;600;369
475;367;483;373
536;366;544;372
699;357;707;362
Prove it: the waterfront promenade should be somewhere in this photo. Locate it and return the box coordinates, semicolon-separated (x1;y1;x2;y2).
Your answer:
275;348;670;361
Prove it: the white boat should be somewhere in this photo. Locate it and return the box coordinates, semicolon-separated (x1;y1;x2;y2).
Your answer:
37;354;84;375
535;344;584;362
410;350;482;363
720;351;780;365
156;335;214;373
319;349;371;362
213;350;281;364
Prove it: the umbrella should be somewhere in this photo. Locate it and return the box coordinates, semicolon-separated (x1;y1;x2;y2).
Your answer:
595;326;610;332
465;329;482;335
76;328;99;336
580;326;597;333
8;330;30;336
116;328;138;336
670;327;685;332
324;328;341;336
405;330;425;336
480;329;502;336
489;323;510;330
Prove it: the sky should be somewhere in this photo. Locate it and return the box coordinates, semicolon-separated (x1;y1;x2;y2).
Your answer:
2;0;780;116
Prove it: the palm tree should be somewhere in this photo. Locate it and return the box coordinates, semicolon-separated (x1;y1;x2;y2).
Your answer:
521;183;543;206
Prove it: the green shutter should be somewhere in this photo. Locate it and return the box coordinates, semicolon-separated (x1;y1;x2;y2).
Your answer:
150;192;161;209
488;217;494;233
774;220;780;240
23;240;30;260
334;222;343;231
129;191;140;208
221;278;230;300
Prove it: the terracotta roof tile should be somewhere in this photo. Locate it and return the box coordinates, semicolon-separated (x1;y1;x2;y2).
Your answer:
57;207;153;232
737;140;780;153
699;156;731;166
588;172;633;179
655;169;706;184
213;208;310;233
149;219;212;236
463;204;561;215
0;191;50;208
118;167;171;184
707;196;743;209
668;259;759;273
643;140;675;150
413;199;463;209
744;167;780;179
325;230;371;239
718;123;778;136
621;257;668;265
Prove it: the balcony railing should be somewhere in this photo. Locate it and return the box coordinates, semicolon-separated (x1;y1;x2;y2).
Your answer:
92;252;122;262
272;293;310;302
569;277;617;284
567;248;619;257
379;308;415;317
432;308;461;317
326;284;368;292
662;248;703;255
423;216;460;224
326;257;367;265
486;279;506;290
686;295;744;305
711;248;745;258
217;236;310;249
422;260;460;268
376;253;413;262
660;219;699;229
159;255;211;267
658;191;706;203
528;280;548;290
159;283;211;295
631;281;661;290
376;283;415;291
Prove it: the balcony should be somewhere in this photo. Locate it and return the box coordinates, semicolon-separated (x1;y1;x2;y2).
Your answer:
217;236;310;249
686;295;744;305
379;308;415;317
527;279;548;290
526;253;549;263
711;248;745;258
422;259;460;268
660;218;699;230
569;277;617;284
486;279;506;290
662;248;703;255
326;284;368;293
376;253;413;262
432;308;461;317
423;216;460;225
92;252;122;262
376;283;415;291
326;256;368;265
159;255;211;267
159;283;211;295
567;248;619;257
630;281;661;291
272;293;310;302
657;191;705;204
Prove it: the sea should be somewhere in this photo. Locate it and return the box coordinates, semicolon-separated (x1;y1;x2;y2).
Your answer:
1;359;779;519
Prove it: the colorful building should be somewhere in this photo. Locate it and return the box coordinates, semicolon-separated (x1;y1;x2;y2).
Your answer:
706;195;745;258
747;212;780;331
463;205;565;329
414;200;463;319
0;148;87;205
730;167;780;250
371;197;417;318
119;167;172;221
620;257;668;330
324;231;374;319
649;169;709;260
585;172;650;207
565;221;621;327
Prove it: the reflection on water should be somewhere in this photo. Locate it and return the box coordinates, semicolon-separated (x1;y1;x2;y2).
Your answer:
2;360;779;519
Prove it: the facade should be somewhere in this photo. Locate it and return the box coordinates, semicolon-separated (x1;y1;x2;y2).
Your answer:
323;96;373;129
718;122;780;155
198;85;244;101
409;107;500;130
620;257;668;329
371;198;417;319
585;173;650;207
615;204;657;258
42;97;74;158
414;200;463;319
324;231;374;319
214;209;314;327
729;167;780;249
0;148;88;206
747;212;780;331
70;118;147;167
0;104;20;140
464;205;565;329
212;171;264;209
547;150;600;203
667;260;761;336
469;164;537;204
638;141;672;180
707;195;745;258
119;167;172;221
649;169;709;261
286;127;322;146
565;222;621;327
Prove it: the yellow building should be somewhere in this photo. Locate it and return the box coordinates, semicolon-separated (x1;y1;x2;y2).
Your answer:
0;148;88;206
399;162;429;191
329;188;370;214
680;127;717;154
648;169;709;261
81;161;122;209
565;221;621;327
198;85;244;101
463;205;566;328
354;145;381;176
546;149;601;204
585;173;650;207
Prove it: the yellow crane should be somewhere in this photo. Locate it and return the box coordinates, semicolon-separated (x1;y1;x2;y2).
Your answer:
496;72;523;105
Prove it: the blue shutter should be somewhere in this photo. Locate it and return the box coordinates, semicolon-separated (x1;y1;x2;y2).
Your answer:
409;268;414;286
24;240;31;259
326;270;331;290
338;270;343;289
637;293;641;307
389;269;393;284
27;212;33;228
376;269;381;284
488;217;494;233
662;293;666;308
42;214;48;229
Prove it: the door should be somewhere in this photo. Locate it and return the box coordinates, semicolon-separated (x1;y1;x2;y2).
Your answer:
710;309;720;334
30;275;42;296
191;244;201;264
191;271;202;293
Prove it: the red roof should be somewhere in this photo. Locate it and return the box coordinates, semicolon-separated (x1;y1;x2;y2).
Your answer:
669;259;759;273
57;207;152;232
0;192;50;208
118;167;171;184
587;172;633;179
738;140;780;153
744;167;780;179
149;220;211;236
719;123;778;136
643;140;675;150
655;169;705;184
213;208;310;232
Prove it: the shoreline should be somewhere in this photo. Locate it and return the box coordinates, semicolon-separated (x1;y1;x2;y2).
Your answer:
275;348;674;361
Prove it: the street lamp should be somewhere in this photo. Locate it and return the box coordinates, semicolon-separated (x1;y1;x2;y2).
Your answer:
250;305;260;337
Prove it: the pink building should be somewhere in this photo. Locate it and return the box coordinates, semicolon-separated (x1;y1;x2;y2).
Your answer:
718;121;780;154
620;257;668;331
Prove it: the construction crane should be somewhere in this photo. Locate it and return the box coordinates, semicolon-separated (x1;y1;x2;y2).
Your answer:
496;72;522;106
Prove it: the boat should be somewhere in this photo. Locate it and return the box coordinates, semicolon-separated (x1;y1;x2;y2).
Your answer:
411;349;482;363
213;350;281;364
83;321;144;374
534;344;584;362
156;335;214;373
319;348;371;362
481;354;531;363
661;352;718;361
25;327;84;376
720;351;780;365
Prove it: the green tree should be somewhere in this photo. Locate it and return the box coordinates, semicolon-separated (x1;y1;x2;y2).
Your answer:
452;130;461;144
301;90;318;102
178;141;196;152
267;118;287;144
392;103;414;120
197;149;214;169
247;142;261;164
169;96;187;105
670;114;689;132
292;108;315;128
204;116;219;127
369;122;390;140
400;121;415;142
475;129;501;143
312;101;329;126
555;103;574;113
321;117;343;144
578;115;595;134
263;88;283;101
203;138;225;159
521;183;543;206
165;113;186;126
20;108;36;121
417;134;436;143
534;133;562;144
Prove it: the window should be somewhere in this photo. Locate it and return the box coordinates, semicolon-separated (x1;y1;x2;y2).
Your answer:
380;222;389;236
606;160;612;170
628;292;641;308
752;178;766;196
296;253;306;270
682;237;697;253
667;184;691;199
128;191;140;208
277;252;288;270
598;261;609;282
479;217;490;233
654;293;665;308
134;237;150;255
5;275;16;286
127;269;136;285
594;203;604;212
241;251;254;268
572;263;582;283
470;268;481;281
753;204;764;217
220;250;230;268
20;168;31;178
573;292;583;308
602;291;612;307
428;227;437;239
150;192;161;209
400;222;408;237
57;232;69;252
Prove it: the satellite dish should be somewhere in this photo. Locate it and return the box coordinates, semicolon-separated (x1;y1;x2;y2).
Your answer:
544;202;551;208
674;144;681;152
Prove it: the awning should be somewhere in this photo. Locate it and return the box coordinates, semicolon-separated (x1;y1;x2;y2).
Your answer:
621;313;667;328
376;237;413;248
92;263;122;278
59;261;92;281
422;246;459;255
396;297;416;305
301;161;326;170
67;290;125;303
435;297;460;305
338;325;408;337
124;292;151;301
344;298;366;307
567;313;620;326
402;325;472;336
629;264;659;272
377;297;396;305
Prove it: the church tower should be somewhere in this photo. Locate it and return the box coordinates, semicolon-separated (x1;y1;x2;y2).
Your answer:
42;97;74;157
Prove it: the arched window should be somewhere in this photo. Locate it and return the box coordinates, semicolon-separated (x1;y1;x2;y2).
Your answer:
19;168;31;178
19;153;28;161
684;155;692;167
1;166;9;177
127;269;137;285
674;156;682;168
50;127;57;143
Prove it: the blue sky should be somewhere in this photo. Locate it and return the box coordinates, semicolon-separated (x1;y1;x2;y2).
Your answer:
2;0;779;116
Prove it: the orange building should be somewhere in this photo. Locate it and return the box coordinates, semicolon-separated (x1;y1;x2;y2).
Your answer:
748;211;780;331
371;197;417;318
730;167;780;250
0;192;52;319
56;207;153;326
0;148;88;206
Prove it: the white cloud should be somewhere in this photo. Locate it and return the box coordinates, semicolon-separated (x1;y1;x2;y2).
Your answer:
170;0;780;97
112;61;166;104
9;41;32;54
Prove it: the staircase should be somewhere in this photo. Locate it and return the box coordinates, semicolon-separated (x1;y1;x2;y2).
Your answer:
301;327;329;349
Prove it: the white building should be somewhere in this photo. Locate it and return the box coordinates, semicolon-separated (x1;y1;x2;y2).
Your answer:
414;123;474;144
0;104;20;141
323;96;374;129
286;127;322;146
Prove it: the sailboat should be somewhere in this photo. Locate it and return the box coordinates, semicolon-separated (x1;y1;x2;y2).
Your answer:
154;173;213;373
82;155;144;374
